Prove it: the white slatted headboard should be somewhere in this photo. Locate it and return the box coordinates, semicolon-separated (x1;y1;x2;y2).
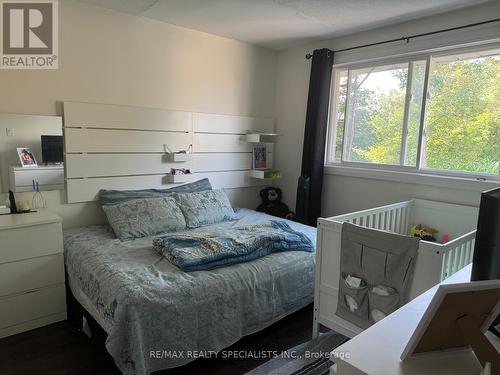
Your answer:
63;102;274;203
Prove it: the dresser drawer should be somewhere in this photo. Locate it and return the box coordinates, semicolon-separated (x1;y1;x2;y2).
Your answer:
12;168;64;188
0;254;65;297
0;284;66;330
0;222;63;263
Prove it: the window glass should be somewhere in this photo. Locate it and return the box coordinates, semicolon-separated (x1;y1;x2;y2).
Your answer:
331;69;347;162
423;52;500;174
343;63;409;165
327;47;500;178
404;61;426;166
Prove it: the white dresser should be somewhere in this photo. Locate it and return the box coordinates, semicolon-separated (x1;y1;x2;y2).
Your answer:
0;210;67;338
9;165;65;192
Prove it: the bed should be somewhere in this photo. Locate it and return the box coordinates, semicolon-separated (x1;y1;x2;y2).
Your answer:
64;208;316;375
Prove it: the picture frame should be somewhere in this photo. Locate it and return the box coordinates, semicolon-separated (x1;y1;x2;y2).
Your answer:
17;147;38;167
401;280;500;362
252;144;268;170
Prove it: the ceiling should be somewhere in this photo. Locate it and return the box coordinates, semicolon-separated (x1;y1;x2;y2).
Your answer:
77;0;493;50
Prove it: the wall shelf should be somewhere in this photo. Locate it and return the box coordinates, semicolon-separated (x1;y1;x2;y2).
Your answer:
249;169;282;180
166;174;192;184
245;133;281;143
166;153;192;162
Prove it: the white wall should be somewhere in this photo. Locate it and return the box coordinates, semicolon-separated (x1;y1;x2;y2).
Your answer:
0;0;277;227
321;174;485;217
274;1;500;216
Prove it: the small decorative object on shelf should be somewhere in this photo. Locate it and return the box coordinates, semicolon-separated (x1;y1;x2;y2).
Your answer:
252;144;268;169
247;132;283;180
4;191;36;215
245;133;281;143
249;170;282;180
170;168;191;175
167;168;192;184
164;144;193;162
31;181;47;209
16;147;37;167
8;190;17;214
17;200;30;212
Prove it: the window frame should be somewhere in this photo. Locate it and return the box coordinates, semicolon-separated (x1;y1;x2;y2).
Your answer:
325;45;500;182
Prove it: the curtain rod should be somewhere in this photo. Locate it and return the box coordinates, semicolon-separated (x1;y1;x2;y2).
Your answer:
305;17;500;59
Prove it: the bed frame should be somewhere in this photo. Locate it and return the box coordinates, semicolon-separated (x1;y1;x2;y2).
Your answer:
63;102;274;203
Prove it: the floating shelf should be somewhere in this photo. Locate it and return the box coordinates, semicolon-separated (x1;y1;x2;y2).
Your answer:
166;174;192;184
166;153;193;162
245;133;281;143
249;169;282;180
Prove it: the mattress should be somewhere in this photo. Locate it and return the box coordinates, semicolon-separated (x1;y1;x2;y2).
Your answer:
64;208;316;375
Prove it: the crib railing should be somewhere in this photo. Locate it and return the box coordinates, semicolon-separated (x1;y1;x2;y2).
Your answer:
331;200;477;283
440;231;476;279
333;200;413;235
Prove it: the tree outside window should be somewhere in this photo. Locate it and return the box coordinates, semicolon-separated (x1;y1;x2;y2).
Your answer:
329;48;500;178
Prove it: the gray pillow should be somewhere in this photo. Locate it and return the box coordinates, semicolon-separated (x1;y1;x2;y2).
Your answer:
174;189;236;228
102;196;186;240
98;178;212;206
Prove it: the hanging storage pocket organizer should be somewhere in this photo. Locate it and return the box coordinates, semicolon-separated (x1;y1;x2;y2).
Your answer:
368;286;400;323
361;246;387;283
338;273;369;324
336;222;419;329
335;234;372;329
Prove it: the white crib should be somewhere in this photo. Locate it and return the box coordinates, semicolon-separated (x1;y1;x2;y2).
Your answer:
313;199;479;339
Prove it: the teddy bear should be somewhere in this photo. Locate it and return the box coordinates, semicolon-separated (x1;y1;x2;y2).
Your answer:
257;187;295;220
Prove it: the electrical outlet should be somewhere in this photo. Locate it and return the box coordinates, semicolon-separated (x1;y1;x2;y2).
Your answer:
5;128;14;137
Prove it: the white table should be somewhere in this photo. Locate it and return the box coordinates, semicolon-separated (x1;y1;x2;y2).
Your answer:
331;264;500;375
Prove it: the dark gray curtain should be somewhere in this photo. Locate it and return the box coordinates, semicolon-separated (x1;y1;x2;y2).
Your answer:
295;48;334;226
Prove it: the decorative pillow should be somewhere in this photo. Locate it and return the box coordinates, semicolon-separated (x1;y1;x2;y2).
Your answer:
102;196;186;240
98;178;212;206
174;189;236;228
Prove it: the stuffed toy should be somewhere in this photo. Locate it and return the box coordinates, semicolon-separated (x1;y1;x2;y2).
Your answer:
257;187;294;220
410;224;438;242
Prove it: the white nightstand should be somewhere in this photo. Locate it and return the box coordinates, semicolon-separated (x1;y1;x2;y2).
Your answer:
0;209;66;338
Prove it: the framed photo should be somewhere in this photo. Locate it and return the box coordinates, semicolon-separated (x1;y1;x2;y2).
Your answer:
253;144;268;169
17;147;38;167
401;280;500;362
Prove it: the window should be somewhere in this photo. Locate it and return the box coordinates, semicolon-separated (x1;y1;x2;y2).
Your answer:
328;47;500;179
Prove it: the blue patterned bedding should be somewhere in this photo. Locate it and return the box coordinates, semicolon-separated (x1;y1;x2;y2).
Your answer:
64;209;316;375
153;220;314;271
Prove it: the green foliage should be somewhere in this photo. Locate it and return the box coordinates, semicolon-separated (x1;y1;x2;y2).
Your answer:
350;57;499;174
424;58;500;174
358;89;403;164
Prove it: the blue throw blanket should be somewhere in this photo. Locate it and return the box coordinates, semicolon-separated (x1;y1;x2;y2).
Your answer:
153;220;314;271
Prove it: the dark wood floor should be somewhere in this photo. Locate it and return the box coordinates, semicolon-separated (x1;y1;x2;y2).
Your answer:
0;304;317;375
